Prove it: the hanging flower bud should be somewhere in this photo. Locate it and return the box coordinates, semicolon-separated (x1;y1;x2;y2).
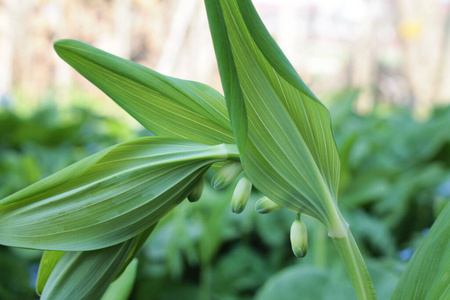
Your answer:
188;175;205;203
231;177;252;214
211;161;243;189
255;196;282;214
290;214;308;258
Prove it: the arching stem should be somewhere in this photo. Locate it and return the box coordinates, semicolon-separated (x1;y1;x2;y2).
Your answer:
332;228;377;300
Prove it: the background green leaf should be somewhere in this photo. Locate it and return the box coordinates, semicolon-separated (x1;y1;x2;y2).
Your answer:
255;266;331;300
255;258;399;300
54;39;234;145
391;203;450;300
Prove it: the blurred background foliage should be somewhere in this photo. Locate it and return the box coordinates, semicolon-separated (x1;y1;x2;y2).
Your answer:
1;89;449;300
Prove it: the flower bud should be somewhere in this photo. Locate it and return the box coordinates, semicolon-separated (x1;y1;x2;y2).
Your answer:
231;177;252;214
188;176;205;203
290;214;308;258
211;161;242;189
255;196;282;214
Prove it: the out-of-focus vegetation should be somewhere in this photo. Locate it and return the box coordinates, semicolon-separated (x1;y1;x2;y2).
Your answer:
1;90;449;299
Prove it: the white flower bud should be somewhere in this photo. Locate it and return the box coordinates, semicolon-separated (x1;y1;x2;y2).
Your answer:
231;177;252;214
211;161;242;189
255;196;282;214
187;176;205;203
290;214;308;258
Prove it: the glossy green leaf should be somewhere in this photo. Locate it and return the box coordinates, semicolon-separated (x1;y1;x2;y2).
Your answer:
54;39;234;145
205;0;343;234
0;137;238;250
391;203;450;300
40;238;135;300
101;258;139;300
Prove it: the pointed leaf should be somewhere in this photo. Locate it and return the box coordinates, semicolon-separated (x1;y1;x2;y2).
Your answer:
40;238;135;300
36;224;156;296
0;137;238;250
391;203;450;300
54;39;234;145
206;0;343;233
36;251;65;296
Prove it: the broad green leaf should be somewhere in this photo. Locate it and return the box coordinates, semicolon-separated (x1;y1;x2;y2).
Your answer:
0;137;238;250
206;1;342;233
54;39;234;145
391;203;450;300
40;238;135;300
101;258;139;300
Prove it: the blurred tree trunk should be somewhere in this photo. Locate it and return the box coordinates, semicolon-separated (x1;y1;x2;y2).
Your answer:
0;1;15;105
0;0;31;105
186;2;218;86
114;0;131;59
156;0;199;76
351;12;376;113
396;0;449;113
53;0;72;105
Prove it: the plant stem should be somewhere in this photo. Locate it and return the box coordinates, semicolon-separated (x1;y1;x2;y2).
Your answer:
332;229;377;300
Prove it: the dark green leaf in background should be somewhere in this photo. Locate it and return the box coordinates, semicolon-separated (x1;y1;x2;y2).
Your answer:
391;203;450;300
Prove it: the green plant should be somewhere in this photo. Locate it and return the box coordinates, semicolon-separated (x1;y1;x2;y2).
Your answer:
0;1;448;299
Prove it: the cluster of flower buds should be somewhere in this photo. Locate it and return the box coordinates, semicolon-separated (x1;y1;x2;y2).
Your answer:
255;196;308;258
210;161;253;214
209;161;309;258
